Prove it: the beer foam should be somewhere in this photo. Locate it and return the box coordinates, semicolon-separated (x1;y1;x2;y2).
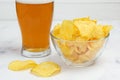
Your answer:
16;0;53;4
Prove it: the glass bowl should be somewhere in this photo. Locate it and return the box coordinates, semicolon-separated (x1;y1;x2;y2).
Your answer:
50;32;109;67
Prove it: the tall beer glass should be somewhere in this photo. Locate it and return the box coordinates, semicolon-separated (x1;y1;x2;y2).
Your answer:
16;0;54;57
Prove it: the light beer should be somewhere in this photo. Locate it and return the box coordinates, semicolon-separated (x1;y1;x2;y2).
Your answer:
16;0;54;57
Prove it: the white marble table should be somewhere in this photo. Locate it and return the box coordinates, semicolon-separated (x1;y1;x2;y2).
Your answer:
0;20;120;80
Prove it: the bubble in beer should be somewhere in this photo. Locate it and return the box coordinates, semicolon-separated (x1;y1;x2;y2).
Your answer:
16;0;54;4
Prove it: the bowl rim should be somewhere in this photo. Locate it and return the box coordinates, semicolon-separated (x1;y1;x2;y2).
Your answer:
50;31;109;42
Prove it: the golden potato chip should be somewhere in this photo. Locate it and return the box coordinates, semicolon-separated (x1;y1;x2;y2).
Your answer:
77;54;90;63
58;41;71;58
31;61;61;77
60;20;79;40
102;25;112;36
53;20;79;40
73;17;97;24
52;24;61;37
91;25;105;40
73;17;90;21
8;60;37;71
73;20;95;40
88;40;104;50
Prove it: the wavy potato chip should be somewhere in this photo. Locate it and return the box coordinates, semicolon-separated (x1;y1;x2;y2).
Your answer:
31;61;61;77
8;60;37;71
53;20;79;40
73;17;97;23
91;25;105;40
52;24;61;37
60;20;79;40
102;25;112;36
73;21;96;40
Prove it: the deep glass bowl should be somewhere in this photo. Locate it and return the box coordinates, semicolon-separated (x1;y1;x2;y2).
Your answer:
50;32;109;67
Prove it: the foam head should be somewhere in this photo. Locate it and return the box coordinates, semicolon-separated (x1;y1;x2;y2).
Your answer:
16;0;54;4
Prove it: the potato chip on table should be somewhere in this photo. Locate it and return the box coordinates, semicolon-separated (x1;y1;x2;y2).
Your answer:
31;61;61;77
8;60;37;71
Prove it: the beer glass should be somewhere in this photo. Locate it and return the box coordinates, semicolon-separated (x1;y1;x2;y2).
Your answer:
16;0;54;57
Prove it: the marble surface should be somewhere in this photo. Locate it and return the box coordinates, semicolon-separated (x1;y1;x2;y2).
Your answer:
0;20;120;80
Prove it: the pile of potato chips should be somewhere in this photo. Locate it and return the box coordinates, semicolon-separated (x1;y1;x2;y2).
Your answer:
52;17;112;64
8;60;61;77
53;17;112;41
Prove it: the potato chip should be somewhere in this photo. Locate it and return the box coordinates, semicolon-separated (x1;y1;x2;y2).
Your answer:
8;60;37;71
91;25;105;40
58;41;71;58
88;40;104;50
52;24;61;37
102;25;112;36
31;61;61;77
73;17;97;24
73;20;95;40
77;54;90;63
60;20;79;40
53;20;79;40
73;17;90;21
